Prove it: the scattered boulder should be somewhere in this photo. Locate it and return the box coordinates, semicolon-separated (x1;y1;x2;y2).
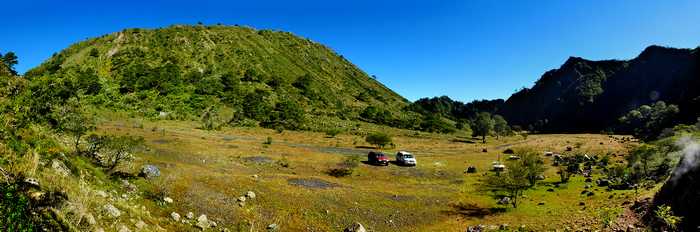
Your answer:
139;165;160;179
135;220;146;229
246;191;256;199
267;223;279;231
84;213;96;225
467;225;485;232
237;196;246;202
23;178;40;188
171;212;181;222
51;159;71;176
103;204;121;218
498;197;511;205
95;190;108;198
196;214;210;230
344;222;366;232
163;197;173;204
117;225;131;232
186;212;194;219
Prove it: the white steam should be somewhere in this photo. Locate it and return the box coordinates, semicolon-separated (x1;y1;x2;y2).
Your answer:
671;136;700;184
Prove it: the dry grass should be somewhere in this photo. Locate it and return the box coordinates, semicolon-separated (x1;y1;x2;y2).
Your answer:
91;117;646;231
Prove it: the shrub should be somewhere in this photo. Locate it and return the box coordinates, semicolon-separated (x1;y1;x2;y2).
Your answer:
325;128;343;138
365;132;392;148
655;204;682;230
327;155;360;178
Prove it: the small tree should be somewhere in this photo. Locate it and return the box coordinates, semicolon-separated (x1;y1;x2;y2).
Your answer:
520;151;546;186
472;112;495;143
655;204;682;231
483;160;531;208
200;105;222;130
365;132;392;149
102;135;145;171
627;144;658;178
52;97;95;154
493;115;510;140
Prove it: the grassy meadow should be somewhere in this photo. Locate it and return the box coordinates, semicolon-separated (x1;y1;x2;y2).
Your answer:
85;114;650;232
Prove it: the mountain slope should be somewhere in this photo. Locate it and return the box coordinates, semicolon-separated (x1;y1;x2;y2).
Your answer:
25;25;408;125
498;45;700;133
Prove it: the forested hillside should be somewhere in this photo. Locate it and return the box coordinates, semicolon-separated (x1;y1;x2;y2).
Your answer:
499;45;700;135
23;25;412;130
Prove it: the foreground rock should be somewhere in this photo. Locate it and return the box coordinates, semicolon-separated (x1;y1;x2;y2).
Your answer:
139;164;161;179
103;204;122;218
344;222;366;232
196;214;210;230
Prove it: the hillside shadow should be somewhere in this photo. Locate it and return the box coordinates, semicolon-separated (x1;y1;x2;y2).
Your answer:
360;161;389;166
451;138;475;144
442;202;505;219
355;145;377;149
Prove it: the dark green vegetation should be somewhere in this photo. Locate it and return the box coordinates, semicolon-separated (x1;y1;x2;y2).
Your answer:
410;45;700;141
23;25;412;130
500;46;700;136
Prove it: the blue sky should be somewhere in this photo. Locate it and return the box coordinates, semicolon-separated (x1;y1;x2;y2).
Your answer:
1;0;699;102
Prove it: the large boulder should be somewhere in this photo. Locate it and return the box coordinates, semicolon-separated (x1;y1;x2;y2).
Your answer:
139;165;160;179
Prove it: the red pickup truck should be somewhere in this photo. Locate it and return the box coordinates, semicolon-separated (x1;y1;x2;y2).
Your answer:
367;151;389;166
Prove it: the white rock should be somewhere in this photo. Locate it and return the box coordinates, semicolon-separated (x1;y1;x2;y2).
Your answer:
344;222;366;232
103;204;121;218
84;213;96;225
135;220;146;229
196;214;210;229
245;191;256;199
118;224;131;232
237;196;246;202
171;212;181;222
186;212;194;219
163;197;173;204
95;190;108;198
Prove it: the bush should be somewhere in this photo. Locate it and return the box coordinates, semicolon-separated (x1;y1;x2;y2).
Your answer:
365;132;392;148
327;155;360;178
325;128;343;138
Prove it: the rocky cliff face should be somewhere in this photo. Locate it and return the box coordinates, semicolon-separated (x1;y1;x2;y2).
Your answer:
499;45;700;133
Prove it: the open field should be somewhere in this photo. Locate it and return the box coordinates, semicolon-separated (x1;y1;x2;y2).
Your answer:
97;118;644;231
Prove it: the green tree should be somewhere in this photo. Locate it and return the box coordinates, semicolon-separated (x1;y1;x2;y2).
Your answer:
200;105;222;130
365;132;392;149
493;114;510;139
262;100;306;130
627;144;658;178
1;52;18;75
483;160;531;208
472;112;495;143
102;135;145;171
52;98;95;153
519;151;546;186
619;101;679;140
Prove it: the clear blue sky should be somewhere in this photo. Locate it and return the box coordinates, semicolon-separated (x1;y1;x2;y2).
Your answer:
2;0;699;102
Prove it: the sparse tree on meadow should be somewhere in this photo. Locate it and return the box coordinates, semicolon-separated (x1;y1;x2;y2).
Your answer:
493;114;509;139
102;135;145;171
472;112;495;143
52;97;95;154
483;160;531;208
365;132;392;149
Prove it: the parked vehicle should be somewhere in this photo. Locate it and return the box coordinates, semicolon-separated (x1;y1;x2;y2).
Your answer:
396;151;417;166
367;151;389;166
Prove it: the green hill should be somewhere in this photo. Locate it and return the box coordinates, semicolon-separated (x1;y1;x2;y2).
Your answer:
24;25;410;128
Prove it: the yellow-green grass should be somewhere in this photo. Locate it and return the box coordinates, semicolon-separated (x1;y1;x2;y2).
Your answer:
96;118;644;231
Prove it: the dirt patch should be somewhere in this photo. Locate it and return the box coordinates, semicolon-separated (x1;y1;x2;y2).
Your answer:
242;156;274;164
287;178;340;189
152;139;171;144
443;202;505;218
